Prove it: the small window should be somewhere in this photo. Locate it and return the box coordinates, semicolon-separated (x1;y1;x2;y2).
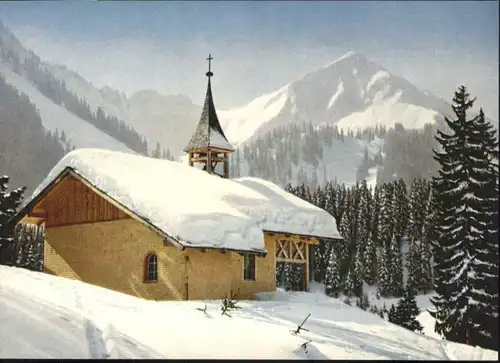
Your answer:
243;254;256;281
145;253;158;282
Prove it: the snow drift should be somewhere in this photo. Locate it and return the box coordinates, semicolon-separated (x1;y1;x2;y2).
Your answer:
0;266;496;360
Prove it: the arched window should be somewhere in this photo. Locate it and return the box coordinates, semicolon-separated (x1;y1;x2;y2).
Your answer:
145;253;158;282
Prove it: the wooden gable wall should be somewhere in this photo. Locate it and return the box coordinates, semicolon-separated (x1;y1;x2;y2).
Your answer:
28;174;129;228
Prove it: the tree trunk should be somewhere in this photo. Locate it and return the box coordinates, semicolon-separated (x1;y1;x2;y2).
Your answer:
466;326;473;346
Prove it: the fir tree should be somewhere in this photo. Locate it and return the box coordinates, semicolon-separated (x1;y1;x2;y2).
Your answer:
365;184;382;285
377;245;391;297
363;232;378;285
370;185;382;246
406;179;432;291
466;108;499;350
284;263;293;291
393;178;409;243
0;175;26;264
430;86;499;349
406;237;421;293
324;181;337;222
314;184;326;210
324;246;341;297
12;224;44;271
379;182;395;248
357;181;371;250
388;304;400;325
291;264;304;291
344;247;363;297
418;180;434;292
396;286;423;332
388;233;404;296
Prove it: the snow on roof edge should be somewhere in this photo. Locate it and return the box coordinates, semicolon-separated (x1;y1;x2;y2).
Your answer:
22;149;341;253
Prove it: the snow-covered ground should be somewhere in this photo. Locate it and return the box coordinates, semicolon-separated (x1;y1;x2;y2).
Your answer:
0;266;496;360
341;282;441;341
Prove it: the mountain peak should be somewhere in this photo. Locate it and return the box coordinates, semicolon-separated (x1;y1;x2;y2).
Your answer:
323;50;365;69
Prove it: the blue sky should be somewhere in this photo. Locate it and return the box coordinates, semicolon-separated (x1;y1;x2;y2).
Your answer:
0;1;498;117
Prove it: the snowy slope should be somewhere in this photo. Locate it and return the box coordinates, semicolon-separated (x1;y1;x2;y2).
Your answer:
219;51;453;146
346;283;441;341
48;64;131;124
47;64;202;156
0;266;496;360
238;135;384;188
0;23;199;157
0;63;136;154
30;148;341;253
302;135;383;187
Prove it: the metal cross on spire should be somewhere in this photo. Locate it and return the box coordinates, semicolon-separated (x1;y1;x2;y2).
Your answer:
206;54;214;78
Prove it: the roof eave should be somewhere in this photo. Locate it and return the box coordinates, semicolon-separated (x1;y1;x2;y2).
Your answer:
183;244;267;257
262;228;343;241
0;167;73;235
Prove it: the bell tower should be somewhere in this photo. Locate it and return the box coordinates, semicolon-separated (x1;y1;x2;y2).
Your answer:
183;54;234;178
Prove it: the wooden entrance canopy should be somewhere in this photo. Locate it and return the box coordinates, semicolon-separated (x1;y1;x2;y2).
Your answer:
264;231;320;291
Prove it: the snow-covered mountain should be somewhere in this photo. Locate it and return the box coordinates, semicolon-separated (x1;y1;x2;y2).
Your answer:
219;51;454;146
0;21;200;157
0;63;135;154
46;64;202;156
1;20;495;188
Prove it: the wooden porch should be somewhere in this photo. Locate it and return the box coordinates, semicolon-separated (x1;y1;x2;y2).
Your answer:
265;231;319;291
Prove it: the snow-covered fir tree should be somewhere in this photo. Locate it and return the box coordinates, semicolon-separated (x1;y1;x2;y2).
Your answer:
379;182;395;247
324;245;341;297
393;178;409;243
388;304;400;325
377;245;391;297
406;237;422;293
357;180;372;248
370;184;382;248
406;179;433;292
287;177;441;301
0;175;26;264
395;286;423;333
388;233;404;297
365;184;382;284
363;230;378;285
12;224;44;271
466;108;499;350
418;180;434;292
344;247;363;297
430;86;499;350
283;263;294;291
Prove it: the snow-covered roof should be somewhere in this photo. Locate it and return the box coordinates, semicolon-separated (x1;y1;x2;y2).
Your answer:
29;149;341;254
184;78;234;152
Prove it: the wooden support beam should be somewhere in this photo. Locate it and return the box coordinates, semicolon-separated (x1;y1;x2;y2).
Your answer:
207;150;212;174
305;240;310;291
276;257;306;264
191;156;226;163
188;152;194;167
224;159;229;178
187;147;232;154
